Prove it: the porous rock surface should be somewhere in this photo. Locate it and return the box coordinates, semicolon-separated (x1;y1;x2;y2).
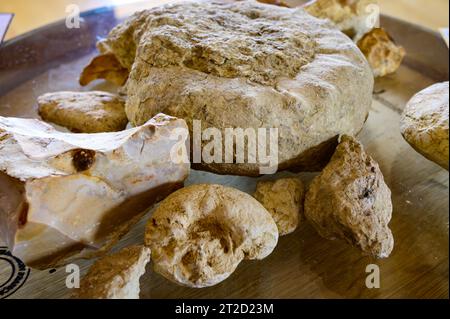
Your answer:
305;135;394;258
38;91;128;133
76;246;151;299
85;0;374;176
145;184;278;288
400;81;449;170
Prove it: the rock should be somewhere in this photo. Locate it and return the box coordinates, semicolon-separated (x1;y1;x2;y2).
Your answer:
145;184;278;288
76;246;151;299
82;0;373;176
304;135;394;258
0;114;189;269
38;91;128;133
357;28;406;78
304;0;378;41
304;1;405;77
79;53;129;86
253;178;305;235
400;82;449;170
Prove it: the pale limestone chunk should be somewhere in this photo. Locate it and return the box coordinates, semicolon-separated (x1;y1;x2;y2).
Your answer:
0;114;189;269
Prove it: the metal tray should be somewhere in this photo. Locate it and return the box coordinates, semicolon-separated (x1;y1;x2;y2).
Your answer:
0;1;448;299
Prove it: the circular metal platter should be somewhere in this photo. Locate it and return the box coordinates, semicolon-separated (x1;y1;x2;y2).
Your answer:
0;1;448;299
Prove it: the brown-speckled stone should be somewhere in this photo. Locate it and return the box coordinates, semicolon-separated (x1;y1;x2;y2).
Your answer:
304;135;394;258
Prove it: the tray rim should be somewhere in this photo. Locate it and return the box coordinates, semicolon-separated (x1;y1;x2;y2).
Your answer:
0;2;445;47
0;5;448;97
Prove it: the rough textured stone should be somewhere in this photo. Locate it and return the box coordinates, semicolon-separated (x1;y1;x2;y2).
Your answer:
357;28;406;78
38;91;128;133
0;114;189;269
145;184;278;288
305;135;394;258
82;0;373;176
76;246;151;299
254;178;305;235
400;82;449;170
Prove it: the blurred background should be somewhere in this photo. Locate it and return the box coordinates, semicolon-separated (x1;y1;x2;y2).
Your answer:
0;0;449;40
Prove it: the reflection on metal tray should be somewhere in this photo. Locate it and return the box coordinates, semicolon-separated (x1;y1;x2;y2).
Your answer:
0;13;14;44
0;2;448;299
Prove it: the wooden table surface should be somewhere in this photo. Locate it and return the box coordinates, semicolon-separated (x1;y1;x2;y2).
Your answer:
0;0;448;41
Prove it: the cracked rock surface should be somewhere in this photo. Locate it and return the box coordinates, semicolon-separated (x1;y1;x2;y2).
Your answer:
400;81;449;170
305;135;394;258
0;114;189;269
145;184;278;288
83;0;373;176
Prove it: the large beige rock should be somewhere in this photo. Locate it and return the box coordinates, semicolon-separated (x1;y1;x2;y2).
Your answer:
76;246;151;299
0;114;189;269
400;82;449;170
82;0;374;176
305;135;394;258
145;184;278;288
